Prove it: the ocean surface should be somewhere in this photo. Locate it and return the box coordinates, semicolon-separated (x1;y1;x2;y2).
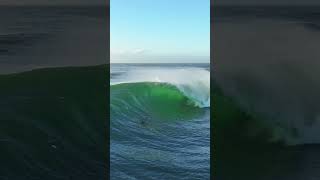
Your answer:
213;6;320;180
0;6;108;179
0;6;108;74
110;63;210;180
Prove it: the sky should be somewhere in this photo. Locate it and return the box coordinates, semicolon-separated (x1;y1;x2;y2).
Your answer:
110;0;210;63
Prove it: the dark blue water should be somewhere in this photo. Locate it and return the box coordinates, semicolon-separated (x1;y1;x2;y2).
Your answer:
0;6;107;74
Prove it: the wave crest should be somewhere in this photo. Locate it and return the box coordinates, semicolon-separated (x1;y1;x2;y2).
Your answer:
111;68;210;108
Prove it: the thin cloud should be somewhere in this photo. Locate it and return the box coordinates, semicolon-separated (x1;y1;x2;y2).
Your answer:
132;48;147;54
111;48;148;56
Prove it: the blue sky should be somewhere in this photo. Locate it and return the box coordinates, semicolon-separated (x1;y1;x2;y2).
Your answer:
110;0;210;63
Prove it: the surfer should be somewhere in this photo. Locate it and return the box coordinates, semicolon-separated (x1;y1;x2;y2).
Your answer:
140;119;147;126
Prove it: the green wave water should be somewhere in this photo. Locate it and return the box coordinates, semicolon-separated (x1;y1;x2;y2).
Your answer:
111;82;205;122
212;80;298;180
0;65;108;179
212;80;283;145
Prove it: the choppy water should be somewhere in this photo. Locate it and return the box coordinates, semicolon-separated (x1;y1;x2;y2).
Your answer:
110;63;210;180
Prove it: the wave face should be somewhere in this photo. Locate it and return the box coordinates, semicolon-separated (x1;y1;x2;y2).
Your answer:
0;66;108;179
213;17;320;145
111;82;204;121
110;64;210;180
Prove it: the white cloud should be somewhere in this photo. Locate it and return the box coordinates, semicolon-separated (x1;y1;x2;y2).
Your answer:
132;48;147;54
